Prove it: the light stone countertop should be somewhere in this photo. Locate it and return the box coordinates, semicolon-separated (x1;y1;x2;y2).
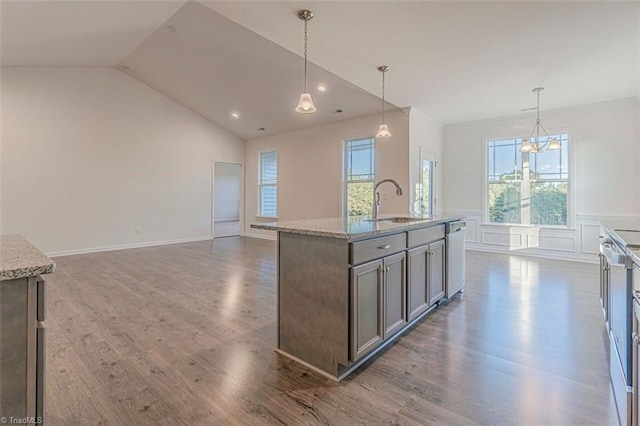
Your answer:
251;215;464;240
0;235;56;281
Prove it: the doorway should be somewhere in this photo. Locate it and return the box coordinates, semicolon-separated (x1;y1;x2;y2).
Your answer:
213;162;242;238
418;148;435;218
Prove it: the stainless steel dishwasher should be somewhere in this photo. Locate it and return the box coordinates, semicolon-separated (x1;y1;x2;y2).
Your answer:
445;220;466;298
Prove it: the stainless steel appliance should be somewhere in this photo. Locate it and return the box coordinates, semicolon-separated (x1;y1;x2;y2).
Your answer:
601;227;611;328
632;285;640;426
602;229;640;426
445;220;466;298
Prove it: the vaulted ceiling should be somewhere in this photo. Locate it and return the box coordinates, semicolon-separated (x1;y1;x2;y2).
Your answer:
2;1;639;137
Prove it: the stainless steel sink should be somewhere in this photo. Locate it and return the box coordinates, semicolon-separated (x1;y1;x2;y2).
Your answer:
366;217;427;223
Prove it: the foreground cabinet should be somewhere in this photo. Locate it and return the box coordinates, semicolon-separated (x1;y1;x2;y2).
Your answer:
0;276;47;422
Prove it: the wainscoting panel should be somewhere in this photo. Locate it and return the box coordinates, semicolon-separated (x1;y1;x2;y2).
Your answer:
527;233;576;253
481;230;523;248
463;217;479;244
445;210;640;264
580;223;602;255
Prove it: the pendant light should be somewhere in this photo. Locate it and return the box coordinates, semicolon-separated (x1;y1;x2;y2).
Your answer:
376;66;391;138
295;10;317;114
520;87;561;153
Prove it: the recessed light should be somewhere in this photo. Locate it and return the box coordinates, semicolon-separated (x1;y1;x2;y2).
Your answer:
317;85;327;92
168;25;177;33
231;112;240;119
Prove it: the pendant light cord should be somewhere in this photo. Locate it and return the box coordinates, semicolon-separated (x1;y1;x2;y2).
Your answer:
381;70;386;124
304;19;308;93
535;87;540;143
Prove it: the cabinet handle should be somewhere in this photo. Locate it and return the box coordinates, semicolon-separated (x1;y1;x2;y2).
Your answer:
377;244;391;250
386;266;390;273
633;332;640;346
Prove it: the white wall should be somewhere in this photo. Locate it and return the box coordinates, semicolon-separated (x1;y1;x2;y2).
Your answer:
409;108;444;216
244;110;411;239
214;163;241;222
443;98;640;262
1;67;245;255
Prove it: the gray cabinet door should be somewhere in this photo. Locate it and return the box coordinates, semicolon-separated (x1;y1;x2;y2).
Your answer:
383;252;407;339
350;259;384;362
407;245;429;322
428;239;445;306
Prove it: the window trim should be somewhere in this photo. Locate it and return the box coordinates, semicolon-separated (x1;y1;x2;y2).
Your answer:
257;149;278;218
342;136;376;218
482;130;574;229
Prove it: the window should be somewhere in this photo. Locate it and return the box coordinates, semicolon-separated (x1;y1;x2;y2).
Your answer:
487;134;569;226
344;137;375;217
258;151;277;217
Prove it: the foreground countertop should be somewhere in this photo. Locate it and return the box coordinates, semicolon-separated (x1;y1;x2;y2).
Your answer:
251;215;464;240
0;235;56;281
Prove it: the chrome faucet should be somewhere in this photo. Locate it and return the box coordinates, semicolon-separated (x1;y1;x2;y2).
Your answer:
372;179;404;219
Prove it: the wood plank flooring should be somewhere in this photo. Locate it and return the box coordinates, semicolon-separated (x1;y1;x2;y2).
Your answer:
45;238;618;425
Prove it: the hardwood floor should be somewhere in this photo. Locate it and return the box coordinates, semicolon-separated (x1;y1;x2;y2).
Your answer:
45;238;618;425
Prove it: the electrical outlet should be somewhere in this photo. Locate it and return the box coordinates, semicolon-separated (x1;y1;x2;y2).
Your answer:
135;226;141;234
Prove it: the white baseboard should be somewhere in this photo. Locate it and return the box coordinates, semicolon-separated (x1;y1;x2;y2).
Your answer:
47;236;213;258
242;232;277;241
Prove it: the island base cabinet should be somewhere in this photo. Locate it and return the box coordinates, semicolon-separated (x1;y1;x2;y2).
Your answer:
407;246;429;322
350;259;384;362
407;240;445;322
428;240;446;306
350;253;408;362
383;252;407;339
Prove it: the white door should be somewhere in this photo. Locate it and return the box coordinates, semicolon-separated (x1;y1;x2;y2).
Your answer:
213;163;241;238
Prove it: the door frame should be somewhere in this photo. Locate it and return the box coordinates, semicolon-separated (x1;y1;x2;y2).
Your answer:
212;161;244;238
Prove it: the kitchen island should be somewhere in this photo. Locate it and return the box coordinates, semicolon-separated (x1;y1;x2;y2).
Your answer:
252;215;465;381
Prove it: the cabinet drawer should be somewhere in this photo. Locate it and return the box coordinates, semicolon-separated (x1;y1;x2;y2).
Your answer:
408;225;444;248
350;233;406;265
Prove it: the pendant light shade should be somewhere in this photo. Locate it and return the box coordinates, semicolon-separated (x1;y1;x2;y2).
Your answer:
295;92;316;114
520;139;534;152
376;66;391;139
547;138;561;150
376;124;391;139
295;10;316;114
519;87;562;153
